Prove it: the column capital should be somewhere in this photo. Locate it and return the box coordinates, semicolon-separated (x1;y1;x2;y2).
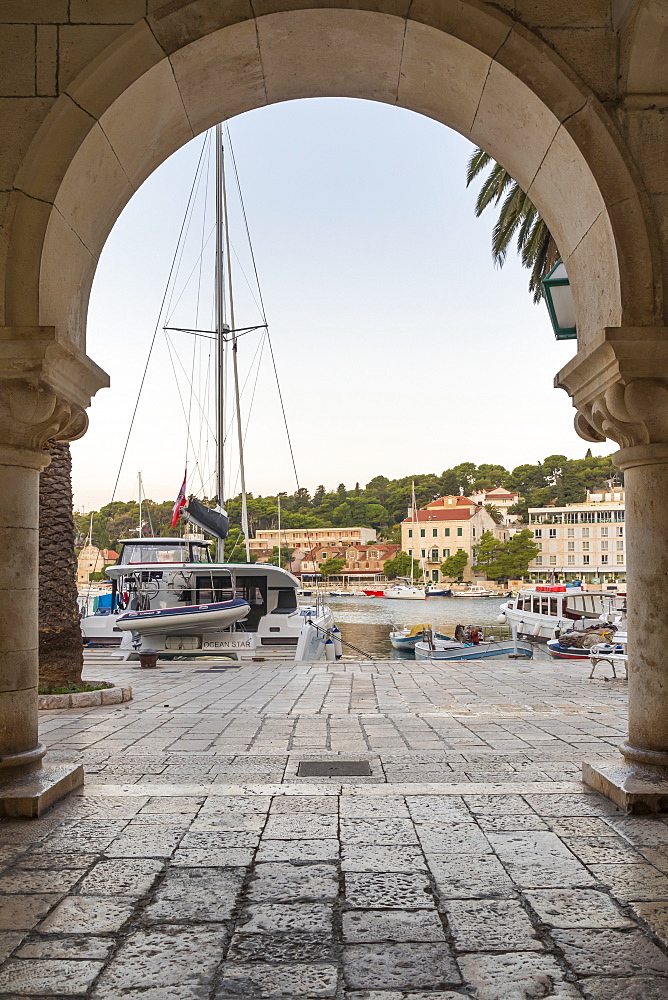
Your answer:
0;327;109;461
555;327;668;456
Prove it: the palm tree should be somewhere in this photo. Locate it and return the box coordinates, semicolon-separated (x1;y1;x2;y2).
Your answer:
466;148;559;302
38;441;83;688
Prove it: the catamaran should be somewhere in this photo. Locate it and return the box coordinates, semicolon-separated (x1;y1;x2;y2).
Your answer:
81;124;334;661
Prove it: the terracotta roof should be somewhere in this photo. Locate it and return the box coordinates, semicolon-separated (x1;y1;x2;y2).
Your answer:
484;488;518;498
401;509;476;523
425;495;475;509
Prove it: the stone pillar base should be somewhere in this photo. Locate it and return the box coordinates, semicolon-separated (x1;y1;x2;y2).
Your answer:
583;759;668;814
0;763;84;819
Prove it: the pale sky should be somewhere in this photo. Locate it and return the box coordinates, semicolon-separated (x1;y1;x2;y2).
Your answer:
71;98;609;511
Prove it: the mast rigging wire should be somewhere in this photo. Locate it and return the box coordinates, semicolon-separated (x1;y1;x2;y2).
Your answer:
109;133;209;504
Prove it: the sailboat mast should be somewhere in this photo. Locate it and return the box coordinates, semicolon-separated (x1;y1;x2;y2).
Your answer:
214;124;226;562
138;472;143;539
411;480;416;585
220;135;250;562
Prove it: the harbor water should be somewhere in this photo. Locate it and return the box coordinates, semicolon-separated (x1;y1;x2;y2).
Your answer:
323;594;510;659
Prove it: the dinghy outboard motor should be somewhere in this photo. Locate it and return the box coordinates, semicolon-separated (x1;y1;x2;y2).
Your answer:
184;498;229;540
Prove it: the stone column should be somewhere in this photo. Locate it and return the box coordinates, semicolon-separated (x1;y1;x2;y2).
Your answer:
558;338;668;811
617;442;668;765
0;328;108;816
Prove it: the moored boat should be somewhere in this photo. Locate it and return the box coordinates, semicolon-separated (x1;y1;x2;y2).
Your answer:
415;636;534;660
452;585;495;598
499;584;625;640
385;585;426;600
389;623;450;650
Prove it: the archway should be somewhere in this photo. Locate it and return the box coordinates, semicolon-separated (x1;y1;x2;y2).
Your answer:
5;4;659;355
1;1;666;814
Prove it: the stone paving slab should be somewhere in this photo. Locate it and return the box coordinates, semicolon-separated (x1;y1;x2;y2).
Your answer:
0;654;665;998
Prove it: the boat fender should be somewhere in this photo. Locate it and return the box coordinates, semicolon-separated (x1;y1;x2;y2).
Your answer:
331;625;343;659
325;638;336;662
532;622;542;636
497;613;507;624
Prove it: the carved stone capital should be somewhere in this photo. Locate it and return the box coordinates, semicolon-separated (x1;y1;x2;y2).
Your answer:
555;327;668;462
0;327;109;462
0;378;88;453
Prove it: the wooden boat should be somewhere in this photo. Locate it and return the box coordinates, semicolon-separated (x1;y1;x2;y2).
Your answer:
415;637;534;660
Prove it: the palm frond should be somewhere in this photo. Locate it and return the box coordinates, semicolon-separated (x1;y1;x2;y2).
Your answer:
466;146;558;299
466;147;492;186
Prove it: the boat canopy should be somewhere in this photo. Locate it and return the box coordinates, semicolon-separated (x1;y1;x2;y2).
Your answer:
185;498;229;540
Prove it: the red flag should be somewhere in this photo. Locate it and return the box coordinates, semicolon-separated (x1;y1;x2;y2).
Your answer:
171;472;187;529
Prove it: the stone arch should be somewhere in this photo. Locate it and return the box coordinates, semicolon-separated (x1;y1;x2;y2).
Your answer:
3;2;661;356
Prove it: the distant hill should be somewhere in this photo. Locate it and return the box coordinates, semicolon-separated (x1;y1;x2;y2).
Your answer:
75;453;620;553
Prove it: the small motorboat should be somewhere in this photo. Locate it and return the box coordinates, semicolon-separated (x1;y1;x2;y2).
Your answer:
329;590;356;597
116;597;250;635
426;586;452;597
452;585;495;598
415;636;534;660
389;622;451;651
546;639;593;660
363;590;385;597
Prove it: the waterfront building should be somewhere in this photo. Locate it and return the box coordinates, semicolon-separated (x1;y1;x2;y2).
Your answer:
299;543;399;580
400;496;497;583
527;489;626;585
76;545;119;584
469;487;521;523
249;526;376;557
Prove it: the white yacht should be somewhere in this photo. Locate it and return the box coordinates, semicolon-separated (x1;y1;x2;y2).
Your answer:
385;585;427;600
499;585;625;641
453;585;495;598
81;536;334;661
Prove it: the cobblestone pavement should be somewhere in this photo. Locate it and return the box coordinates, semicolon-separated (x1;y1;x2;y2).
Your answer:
2;655;668;998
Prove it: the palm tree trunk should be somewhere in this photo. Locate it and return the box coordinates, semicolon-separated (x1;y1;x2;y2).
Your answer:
38;441;83;687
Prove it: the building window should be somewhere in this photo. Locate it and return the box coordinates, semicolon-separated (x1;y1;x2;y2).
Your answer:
421;549;426;558
535;556;542;565
601;527;608;537
601;541;608;551
617;540;624;550
567;542;575;552
443;549;450;558
431;549;438;561
432;528;438;537
534;529;542;538
583;555;590;565
582;527;589;538
601;554;608;564
420;529;426;538
408;548;412;555
472;528;476;537
444;528;450;537
321;552;327;558
567;528;574;538
408;529;412;538
617;526;624;536
617;554;624;564
549;555;556;565
582;542;589;551
567;555;575;566
549;528;557;538
457;528;463;537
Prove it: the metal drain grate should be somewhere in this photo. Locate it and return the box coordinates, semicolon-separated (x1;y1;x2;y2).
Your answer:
297;760;372;777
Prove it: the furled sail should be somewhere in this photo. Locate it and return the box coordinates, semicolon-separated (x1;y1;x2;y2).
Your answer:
184;498;229;540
